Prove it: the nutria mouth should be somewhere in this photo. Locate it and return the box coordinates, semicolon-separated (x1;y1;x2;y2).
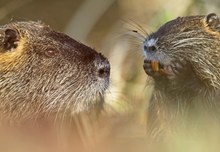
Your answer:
143;58;186;80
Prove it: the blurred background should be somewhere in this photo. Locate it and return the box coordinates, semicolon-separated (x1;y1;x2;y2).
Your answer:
0;0;220;151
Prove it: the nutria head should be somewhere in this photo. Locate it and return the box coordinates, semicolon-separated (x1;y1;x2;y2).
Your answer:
0;21;110;120
143;13;220;93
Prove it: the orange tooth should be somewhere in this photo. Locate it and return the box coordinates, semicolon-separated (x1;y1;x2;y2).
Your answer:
151;61;159;72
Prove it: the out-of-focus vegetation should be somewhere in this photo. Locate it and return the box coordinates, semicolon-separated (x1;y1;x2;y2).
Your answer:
1;0;220;152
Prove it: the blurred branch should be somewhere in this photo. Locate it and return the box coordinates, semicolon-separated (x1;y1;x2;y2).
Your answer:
65;0;115;42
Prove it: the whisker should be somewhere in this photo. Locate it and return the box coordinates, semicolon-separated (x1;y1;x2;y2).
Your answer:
121;30;146;42
123;18;149;36
172;37;216;47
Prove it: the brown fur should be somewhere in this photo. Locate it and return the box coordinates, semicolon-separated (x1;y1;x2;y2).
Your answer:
0;21;110;122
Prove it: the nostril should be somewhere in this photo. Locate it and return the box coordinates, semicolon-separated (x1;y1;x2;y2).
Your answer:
144;58;150;63
98;68;105;75
149;46;157;51
144;45;157;52
98;66;110;78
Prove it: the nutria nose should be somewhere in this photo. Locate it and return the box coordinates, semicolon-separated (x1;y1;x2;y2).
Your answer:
97;64;110;78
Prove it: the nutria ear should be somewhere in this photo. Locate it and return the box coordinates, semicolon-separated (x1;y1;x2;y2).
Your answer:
205;13;220;31
3;28;20;51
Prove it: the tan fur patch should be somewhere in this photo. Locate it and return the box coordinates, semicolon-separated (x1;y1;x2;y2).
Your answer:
201;18;220;37
0;37;27;71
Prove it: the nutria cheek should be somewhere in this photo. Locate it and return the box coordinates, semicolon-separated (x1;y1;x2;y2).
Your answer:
161;66;176;80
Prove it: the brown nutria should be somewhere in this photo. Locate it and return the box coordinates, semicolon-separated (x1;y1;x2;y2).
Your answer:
141;13;220;139
0;21;110;122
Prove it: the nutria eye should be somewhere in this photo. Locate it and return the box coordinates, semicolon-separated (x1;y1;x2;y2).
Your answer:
45;49;59;57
